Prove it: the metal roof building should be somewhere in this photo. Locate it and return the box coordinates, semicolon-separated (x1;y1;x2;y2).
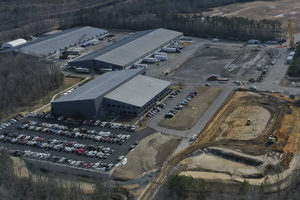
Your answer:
51;68;171;119
69;28;183;70
1;38;27;48
6;26;107;57
51;68;144;118
104;75;171;107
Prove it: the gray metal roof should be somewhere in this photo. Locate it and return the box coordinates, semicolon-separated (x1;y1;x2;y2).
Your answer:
53;68;144;102
70;29;154;63
95;28;182;67
69;28;183;67
104;75;171;107
19;26;107;56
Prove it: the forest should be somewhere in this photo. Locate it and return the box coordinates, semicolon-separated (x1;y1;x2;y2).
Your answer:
0;0;280;42
0;151;132;200
0;53;63;121
288;45;300;77
79;0;281;41
165;174;300;200
0;0;120;42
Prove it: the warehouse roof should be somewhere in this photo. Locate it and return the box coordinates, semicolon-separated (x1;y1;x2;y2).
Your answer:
105;75;171;107
70;29;154;63
69;28;183;67
95;28;182;67
17;26;107;56
53;68;144;102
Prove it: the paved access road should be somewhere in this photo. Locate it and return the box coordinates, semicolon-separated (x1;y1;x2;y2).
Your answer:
139;34;300;200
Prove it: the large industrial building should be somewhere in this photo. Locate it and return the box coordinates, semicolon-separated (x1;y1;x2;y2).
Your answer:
2;26;107;57
51;69;171;119
69;28;183;70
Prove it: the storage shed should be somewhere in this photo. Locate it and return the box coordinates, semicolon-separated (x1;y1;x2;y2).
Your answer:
1;39;27;49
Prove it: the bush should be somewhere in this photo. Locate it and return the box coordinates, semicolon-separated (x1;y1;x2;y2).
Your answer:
168;175;194;197
288;46;300;77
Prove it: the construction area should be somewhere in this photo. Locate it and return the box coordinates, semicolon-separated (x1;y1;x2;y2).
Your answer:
1;17;300;199
133;90;300;200
112;133;180;181
169;91;300;187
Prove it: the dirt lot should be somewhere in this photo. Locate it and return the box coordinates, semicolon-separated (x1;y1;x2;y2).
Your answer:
159;86;222;130
180;153;258;177
202;0;300;32
138;91;300;200
218;105;271;140
112;133;180;180
176;91;300;181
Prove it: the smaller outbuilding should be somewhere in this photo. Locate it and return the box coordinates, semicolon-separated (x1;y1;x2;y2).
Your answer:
1;38;27;49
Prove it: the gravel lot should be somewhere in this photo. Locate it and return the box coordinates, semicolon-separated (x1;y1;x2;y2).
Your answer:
112;133;180;180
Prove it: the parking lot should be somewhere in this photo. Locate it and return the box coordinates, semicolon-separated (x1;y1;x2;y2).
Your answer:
0;114;155;173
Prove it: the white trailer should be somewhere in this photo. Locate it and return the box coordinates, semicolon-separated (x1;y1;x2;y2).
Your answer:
142;57;158;63
161;47;180;53
153;52;167;57
155;54;168;61
133;64;147;69
75;67;90;73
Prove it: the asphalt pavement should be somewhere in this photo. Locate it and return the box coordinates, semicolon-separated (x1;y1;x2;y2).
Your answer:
0;116;155;173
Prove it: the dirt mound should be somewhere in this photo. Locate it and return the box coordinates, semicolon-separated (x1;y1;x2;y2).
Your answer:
112;133;180;180
180;152;261;178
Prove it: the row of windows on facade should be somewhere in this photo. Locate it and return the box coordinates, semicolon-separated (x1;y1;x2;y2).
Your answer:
106;104;136;109
122;111;137;115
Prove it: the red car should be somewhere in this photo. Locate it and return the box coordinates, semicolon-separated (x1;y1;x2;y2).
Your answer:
66;141;73;146
76;148;86;155
146;113;153;117
82;163;88;168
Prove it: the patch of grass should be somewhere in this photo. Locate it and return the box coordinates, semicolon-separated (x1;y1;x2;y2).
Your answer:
159;86;222;131
39;76;83;106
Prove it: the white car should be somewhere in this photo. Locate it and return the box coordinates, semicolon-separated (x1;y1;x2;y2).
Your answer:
118;155;124;161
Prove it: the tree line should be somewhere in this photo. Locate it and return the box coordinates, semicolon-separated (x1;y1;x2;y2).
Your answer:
288;45;300;77
79;0;282;41
0;0;119;42
0;53;63;121
0;151;133;200
0;0;281;43
165;174;300;200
